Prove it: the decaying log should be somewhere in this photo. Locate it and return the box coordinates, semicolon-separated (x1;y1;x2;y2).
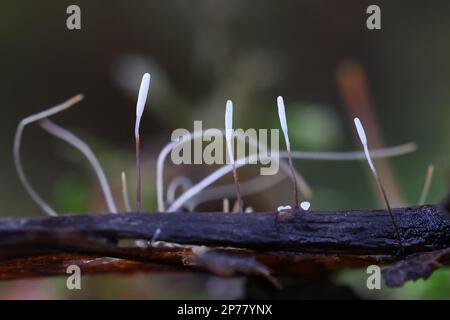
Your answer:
0;204;449;286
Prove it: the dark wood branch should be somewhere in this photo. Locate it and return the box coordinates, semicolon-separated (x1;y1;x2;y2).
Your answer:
1;205;448;255
0;204;449;285
442;192;450;212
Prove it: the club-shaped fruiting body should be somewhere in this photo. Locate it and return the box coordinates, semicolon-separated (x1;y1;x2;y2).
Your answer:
135;73;151;211
277;96;291;151
353;117;403;250
225;100;234;164
354;117;377;174
225;99;244;212
277;96;299;207
135;73;151;138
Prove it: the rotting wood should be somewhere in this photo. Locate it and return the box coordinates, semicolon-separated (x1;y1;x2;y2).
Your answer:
0;204;449;286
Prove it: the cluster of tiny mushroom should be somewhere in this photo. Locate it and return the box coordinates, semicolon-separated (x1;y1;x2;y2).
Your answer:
14;72;434;251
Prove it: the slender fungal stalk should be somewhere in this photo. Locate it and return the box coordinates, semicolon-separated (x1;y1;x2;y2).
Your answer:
151;228;161;246
223;198;230;213
13;94;84;216
277;96;299;208
135;137;141;210
40;119;118;213
121;171;132;212
354;117;403;250
166;176;193;205
134;73;151;211
419;164;434;205
225;100;244;213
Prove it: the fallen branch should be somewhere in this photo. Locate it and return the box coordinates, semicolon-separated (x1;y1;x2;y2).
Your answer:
0;204;449;286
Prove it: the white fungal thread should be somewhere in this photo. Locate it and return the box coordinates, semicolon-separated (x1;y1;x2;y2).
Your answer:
121;171;132;212
419;164;434;205
156;129;313;212
187;172;286;211
157;123;414;212
166;176;193;205
13;94;84;216
181;143;416;211
40;119;118;213
166;143;417;212
291;143;416;160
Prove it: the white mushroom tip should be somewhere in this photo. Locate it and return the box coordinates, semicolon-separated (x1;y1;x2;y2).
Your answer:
225;99;234;163
277;95;291;152
225;100;233;130
277;96;287;129
136;73;151;116
354;117;367;145
277;95;284;105
135;73;151;137
300;201;311;210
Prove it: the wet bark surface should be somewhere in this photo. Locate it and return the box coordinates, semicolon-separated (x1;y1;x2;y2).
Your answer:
0;204;449;287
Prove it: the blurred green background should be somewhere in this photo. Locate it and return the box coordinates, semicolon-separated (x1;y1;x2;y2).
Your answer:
0;0;449;299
